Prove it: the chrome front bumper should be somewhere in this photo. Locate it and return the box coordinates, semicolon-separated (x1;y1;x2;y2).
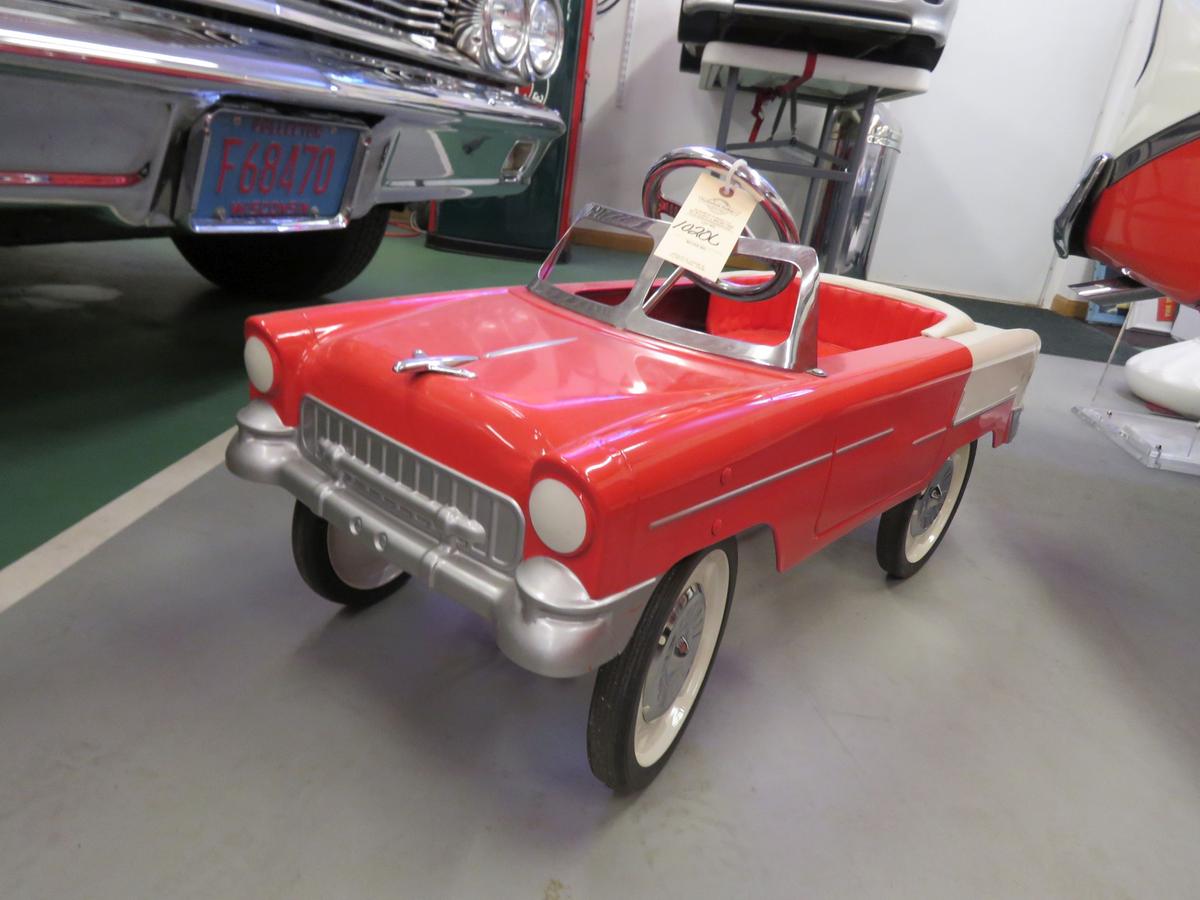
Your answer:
226;401;657;679
0;0;564;230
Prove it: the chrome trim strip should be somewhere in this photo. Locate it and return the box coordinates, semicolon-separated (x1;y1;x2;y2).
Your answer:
1053;153;1113;259
1069;276;1161;310
650;452;833;529
483;337;576;359
732;3;912;34
1110;108;1200;185
953;394;1016;427
835;427;894;455
912;427;947;446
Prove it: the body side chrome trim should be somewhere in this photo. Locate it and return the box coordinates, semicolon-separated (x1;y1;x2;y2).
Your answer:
650;451;833;529
912;426;947;446
835;427;894;455
953;394;1016;427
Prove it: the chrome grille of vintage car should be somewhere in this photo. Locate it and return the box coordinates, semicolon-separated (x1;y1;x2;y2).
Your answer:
299;397;524;570
304;0;463;47
158;0;488;79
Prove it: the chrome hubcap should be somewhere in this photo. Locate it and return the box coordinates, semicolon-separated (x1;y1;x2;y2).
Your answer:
904;444;970;564
643;585;707;721
911;459;954;538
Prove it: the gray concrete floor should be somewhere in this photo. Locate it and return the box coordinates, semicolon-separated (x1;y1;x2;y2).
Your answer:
2;354;1199;899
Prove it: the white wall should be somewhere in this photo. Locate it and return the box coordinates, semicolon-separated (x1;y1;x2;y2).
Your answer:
573;0;1147;305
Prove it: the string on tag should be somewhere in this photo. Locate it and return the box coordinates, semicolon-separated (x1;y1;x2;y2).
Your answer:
717;158;750;199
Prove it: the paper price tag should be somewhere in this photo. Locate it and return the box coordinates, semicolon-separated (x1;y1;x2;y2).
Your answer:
653;172;758;281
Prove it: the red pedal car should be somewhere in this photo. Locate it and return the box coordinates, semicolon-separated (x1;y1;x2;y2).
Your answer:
229;148;1040;791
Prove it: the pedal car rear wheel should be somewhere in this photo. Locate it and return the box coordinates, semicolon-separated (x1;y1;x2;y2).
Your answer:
587;539;737;792
291;501;410;608
876;441;976;579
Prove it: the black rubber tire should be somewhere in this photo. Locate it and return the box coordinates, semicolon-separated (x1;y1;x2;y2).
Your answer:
290;501;410;608
876;441;977;580
173;205;390;298
587;538;738;793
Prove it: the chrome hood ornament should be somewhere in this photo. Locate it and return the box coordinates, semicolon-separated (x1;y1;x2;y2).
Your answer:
392;338;577;380
393;348;478;379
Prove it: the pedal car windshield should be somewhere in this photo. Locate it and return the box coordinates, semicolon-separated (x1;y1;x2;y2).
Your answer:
528;203;821;372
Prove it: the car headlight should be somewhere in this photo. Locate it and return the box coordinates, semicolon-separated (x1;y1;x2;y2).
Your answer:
244;336;275;393
485;0;528;65
526;0;564;78
529;478;588;555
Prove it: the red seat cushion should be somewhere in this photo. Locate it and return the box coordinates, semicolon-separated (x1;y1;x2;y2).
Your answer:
706;276;947;353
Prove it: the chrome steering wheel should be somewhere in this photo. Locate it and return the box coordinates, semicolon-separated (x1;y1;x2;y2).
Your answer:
641;146;801;302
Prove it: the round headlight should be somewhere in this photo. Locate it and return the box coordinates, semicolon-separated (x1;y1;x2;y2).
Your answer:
244;336;274;393
529;478;588;555
485;0;527;65
526;0;564;78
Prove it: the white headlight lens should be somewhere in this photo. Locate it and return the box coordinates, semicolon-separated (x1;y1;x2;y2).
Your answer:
486;0;527;64
529;478;588;555
244;336;274;393
527;0;563;77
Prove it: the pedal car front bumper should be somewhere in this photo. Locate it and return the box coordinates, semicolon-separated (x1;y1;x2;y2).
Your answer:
226;400;657;678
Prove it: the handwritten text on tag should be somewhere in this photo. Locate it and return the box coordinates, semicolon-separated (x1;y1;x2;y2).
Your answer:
653;173;758;281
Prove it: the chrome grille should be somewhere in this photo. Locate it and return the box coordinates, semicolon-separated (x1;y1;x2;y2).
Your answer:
299;397;524;570
305;0;463;47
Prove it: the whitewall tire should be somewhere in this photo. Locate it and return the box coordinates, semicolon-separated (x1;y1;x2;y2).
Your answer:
876;441;976;579
587;539;737;792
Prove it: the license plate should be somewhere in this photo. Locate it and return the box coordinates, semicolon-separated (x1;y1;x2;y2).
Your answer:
190;111;365;230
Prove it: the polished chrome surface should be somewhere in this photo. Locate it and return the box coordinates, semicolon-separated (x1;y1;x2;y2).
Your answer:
226;399;659;678
649;451;832;529
530;200;822;373
835;427;894;455
910;458;953;536
0;0;563;228
1069;275;1161;310
642;584;706;720
299;396;524;570
904;442;969;563
911;426;947;446
1053;153;1113;259
641;145;801;302
155;0;531;84
393;348;480;378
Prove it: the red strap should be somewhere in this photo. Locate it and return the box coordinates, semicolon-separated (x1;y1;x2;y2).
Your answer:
746;53;817;143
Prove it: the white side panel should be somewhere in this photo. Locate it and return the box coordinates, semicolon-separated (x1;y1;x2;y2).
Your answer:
945;326;1041;420
1114;0;1200;156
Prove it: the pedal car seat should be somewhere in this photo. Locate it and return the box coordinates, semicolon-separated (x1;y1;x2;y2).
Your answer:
706;273;971;355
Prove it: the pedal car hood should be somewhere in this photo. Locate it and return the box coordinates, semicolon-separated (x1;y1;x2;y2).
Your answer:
290;286;791;481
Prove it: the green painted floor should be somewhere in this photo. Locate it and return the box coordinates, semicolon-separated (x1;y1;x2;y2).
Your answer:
0;235;639;569
1;233;1145;570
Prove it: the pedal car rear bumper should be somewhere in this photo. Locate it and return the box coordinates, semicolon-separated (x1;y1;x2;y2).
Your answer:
226;400;656;678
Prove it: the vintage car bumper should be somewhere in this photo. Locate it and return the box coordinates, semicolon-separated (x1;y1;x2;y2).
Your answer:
226;400;656;679
679;0;956;46
0;0;564;231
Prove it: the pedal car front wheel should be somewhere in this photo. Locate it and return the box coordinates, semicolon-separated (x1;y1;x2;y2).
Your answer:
876;441;977;579
290;501;411;608
587;539;737;792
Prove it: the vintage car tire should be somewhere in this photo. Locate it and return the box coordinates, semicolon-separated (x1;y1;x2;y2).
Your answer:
876;440;977;579
290;501;411;608
172;206;390;298
587;539;738;792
